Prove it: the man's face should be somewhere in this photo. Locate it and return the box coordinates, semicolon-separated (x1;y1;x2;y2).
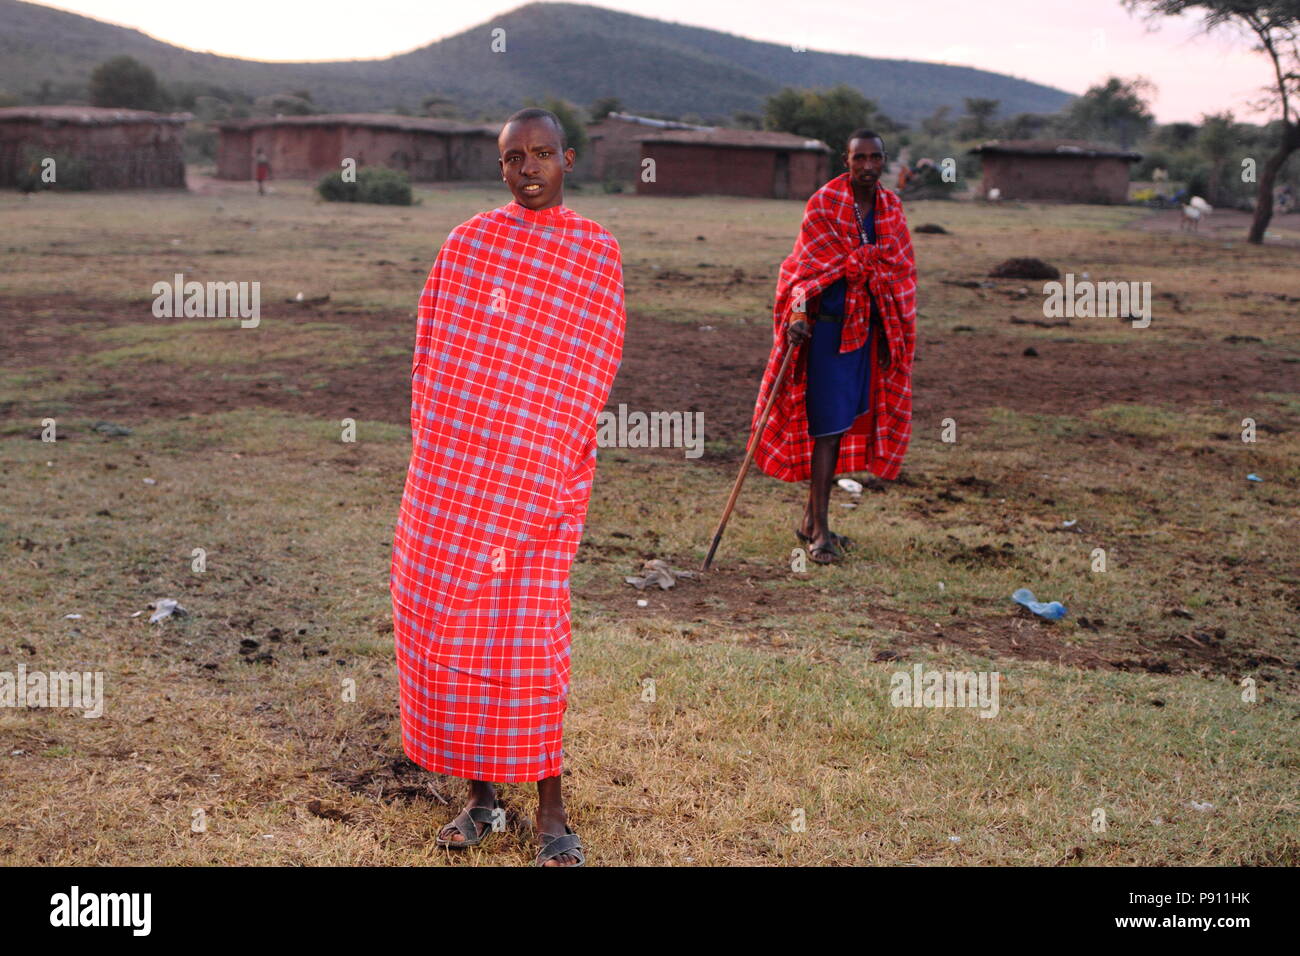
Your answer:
844;137;886;190
498;118;575;210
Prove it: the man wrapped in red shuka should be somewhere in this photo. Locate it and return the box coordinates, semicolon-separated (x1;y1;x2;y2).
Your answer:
390;109;625;866
750;129;917;565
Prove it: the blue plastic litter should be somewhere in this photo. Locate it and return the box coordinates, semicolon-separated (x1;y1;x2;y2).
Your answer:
1012;588;1067;620
1246;473;1263;482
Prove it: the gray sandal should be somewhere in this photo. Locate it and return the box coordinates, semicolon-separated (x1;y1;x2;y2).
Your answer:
535;825;585;867
436;804;499;849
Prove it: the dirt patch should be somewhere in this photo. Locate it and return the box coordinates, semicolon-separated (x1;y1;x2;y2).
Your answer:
1128;207;1300;247
579;554;1295;684
5;296;1294;456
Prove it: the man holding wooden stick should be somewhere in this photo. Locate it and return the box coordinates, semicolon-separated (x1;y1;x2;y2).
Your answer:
749;130;918;564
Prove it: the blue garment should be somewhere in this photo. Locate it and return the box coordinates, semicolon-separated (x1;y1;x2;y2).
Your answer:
806;199;879;437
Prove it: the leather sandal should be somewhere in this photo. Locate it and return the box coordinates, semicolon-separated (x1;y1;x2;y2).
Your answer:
435;803;500;849
796;528;854;552
535;825;585;867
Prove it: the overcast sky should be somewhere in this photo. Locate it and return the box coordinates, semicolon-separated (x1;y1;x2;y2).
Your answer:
39;0;1274;123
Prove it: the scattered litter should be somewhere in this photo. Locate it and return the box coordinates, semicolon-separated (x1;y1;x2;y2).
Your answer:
837;478;863;495
63;613;82;619
948;835;962;843
142;477;157;485
625;559;697;591
148;598;189;624
938;582;945;592
1150;817;1163;826
1188;801;1214;813
11;750;24;756
91;421;132;437
129;610;144;618
1246;473;1263;482
699;325;715;332
636;599;648;608
1062;519;1077;528
1012;588;1067;620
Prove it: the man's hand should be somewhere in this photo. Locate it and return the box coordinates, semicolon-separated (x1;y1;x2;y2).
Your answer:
786;318;812;347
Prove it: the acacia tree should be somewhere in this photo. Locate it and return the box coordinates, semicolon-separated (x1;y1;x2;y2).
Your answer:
1124;0;1300;243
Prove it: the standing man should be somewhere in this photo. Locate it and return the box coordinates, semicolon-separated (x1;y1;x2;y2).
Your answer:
751;130;917;564
390;108;626;867
254;148;270;195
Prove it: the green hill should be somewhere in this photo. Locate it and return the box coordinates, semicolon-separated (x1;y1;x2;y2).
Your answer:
0;0;1073;123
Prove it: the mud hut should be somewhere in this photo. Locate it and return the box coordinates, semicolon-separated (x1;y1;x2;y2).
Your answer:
0;105;189;189
581;112;710;184
969;139;1142;204
636;128;831;200
215;114;499;182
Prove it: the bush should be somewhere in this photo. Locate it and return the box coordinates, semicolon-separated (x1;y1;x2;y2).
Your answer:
317;166;413;206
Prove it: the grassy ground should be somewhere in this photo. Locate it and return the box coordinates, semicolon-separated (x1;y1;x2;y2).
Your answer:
0;176;1296;865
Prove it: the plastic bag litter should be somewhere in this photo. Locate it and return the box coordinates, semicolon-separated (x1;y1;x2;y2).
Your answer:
837;478;863;495
1188;801;1214;812
625;559;697;591
1246;473;1263;482
148;598;189;624
1012;588;1067;620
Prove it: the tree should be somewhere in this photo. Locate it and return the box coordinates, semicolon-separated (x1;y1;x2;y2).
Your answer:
1198;111;1239;203
524;97;589;156
1066;76;1156;147
590;96;622;120
960;97;1000;139
1124;1;1300;243
422;94;461;118
764;85;894;153
89;56;161;110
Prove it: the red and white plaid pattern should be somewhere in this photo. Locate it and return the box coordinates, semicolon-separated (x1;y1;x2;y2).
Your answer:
390;201;625;782
751;174;918;482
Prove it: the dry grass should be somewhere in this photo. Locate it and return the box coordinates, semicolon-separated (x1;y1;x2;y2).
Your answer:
0;177;1296;866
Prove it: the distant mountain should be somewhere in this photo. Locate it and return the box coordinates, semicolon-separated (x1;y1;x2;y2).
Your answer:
0;0;1073;124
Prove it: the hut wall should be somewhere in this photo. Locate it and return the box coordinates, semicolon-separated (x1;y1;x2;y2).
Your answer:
637;143;824;199
0;118;185;189
980;154;1132;203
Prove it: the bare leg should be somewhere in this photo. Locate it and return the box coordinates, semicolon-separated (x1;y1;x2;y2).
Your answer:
801;432;844;555
535;774;579;866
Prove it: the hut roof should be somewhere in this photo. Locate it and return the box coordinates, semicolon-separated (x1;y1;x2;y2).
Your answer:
637;128;830;152
968;138;1141;161
0;105;192;126
594;112;711;131
217;113;498;135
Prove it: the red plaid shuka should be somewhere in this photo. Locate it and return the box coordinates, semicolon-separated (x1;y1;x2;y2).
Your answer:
390;201;625;782
751;174;917;482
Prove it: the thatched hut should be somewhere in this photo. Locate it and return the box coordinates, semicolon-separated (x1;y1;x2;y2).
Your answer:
0;106;190;189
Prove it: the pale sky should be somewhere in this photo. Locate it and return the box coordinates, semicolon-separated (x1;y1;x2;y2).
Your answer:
38;0;1275;123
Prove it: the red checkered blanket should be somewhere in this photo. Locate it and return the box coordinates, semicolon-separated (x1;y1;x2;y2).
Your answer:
390;201;625;781
751;174;917;481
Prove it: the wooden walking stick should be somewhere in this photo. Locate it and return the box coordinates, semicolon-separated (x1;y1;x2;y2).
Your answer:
702;340;797;571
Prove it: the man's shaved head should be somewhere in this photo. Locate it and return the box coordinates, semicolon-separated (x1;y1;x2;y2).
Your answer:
501;108;567;151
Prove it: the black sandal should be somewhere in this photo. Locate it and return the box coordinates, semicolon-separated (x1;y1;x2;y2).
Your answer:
535;825;586;867
435;803;500;849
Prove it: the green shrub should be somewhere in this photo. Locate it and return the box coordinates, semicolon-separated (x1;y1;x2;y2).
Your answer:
316;166;413;205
